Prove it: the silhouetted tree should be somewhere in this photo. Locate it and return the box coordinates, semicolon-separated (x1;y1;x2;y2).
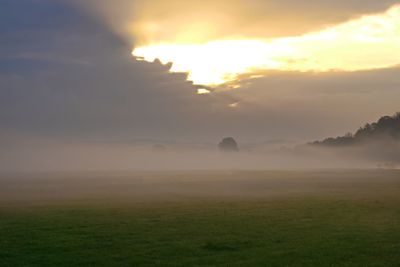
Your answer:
218;137;239;152
312;112;400;146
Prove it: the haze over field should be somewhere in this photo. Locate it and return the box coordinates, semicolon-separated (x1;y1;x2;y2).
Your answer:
0;170;398;204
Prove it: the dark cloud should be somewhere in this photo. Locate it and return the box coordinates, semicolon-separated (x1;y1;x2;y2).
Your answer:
222;67;400;140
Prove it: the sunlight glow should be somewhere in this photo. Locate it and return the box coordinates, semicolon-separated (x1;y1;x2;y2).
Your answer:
197;88;211;95
132;5;400;87
228;102;239;108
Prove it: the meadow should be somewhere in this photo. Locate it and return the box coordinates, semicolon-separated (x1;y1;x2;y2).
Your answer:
1;170;400;266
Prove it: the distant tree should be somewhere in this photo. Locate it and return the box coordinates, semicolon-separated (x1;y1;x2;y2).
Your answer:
311;112;400;146
218;137;239;152
355;123;372;139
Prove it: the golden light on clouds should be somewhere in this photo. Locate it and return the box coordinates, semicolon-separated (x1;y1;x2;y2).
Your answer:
132;5;400;87
197;88;211;95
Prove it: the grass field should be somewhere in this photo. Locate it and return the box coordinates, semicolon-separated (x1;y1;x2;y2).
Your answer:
1;170;400;266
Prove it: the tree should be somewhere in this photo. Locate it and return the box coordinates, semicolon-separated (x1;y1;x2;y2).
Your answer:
218;137;239;152
312;112;400;146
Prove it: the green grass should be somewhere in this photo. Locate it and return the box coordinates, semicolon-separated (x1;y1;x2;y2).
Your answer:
1;171;400;266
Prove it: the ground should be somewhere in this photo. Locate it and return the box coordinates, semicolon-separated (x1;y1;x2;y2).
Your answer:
1;170;400;266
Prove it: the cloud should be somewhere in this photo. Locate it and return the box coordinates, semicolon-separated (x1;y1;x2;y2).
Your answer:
132;4;400;86
78;0;399;45
220;67;400;139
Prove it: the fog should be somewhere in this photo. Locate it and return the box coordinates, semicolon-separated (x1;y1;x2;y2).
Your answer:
1;134;398;173
1;169;399;206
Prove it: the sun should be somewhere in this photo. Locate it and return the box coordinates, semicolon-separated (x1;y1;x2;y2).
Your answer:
133;40;294;86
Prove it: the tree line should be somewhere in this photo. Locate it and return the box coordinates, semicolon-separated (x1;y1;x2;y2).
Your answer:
312;113;400;146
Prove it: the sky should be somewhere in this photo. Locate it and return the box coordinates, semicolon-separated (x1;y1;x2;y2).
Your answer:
1;0;400;153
